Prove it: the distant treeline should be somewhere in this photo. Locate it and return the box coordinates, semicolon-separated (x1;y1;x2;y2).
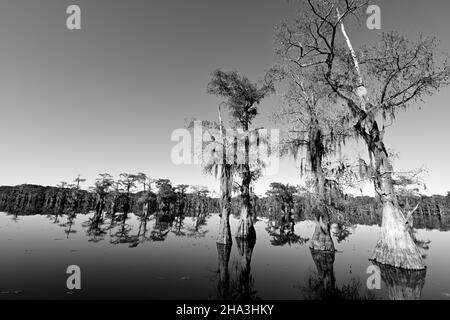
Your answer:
254;193;450;229
0;184;219;216
1;184;449;229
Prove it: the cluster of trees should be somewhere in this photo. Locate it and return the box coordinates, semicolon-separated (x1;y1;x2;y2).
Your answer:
0;174;218;220
42;173;219;247
82;173;218;222
198;0;449;271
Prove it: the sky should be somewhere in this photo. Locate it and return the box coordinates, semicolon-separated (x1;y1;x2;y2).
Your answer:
0;0;449;196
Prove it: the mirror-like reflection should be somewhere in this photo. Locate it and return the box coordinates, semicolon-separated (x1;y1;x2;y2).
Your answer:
266;215;309;247
233;238;257;301
302;250;376;300
0;209;447;300
216;243;232;300
375;263;427;300
308;250;336;299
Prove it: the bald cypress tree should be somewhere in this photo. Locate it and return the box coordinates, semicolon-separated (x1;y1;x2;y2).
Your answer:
207;69;275;240
275;0;450;269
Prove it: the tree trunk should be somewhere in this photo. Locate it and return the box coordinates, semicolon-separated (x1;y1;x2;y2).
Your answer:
336;13;425;270
217;164;233;244
367;122;425;270
310;213;335;252
110;196;117;217
143;202;149;218
371;201;425;269
236;195;256;239
282;204;295;233
309;122;335;252
95;194;105;219
236;123;256;240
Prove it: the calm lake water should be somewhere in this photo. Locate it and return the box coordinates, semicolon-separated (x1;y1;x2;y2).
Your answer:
0;211;449;300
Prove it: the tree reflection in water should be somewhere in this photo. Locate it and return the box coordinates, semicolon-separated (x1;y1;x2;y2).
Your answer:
216;243;232;300
114;213;152;248
149;213;172;242
83;211;108;243
171;214;186;237
214;238;258;300
300;250;376;300
9;211;20;223
375;262;427;300
78;208;211;247
266;217;309;247
46;210;434;300
183;212;209;239
59;212;77;239
231;238;258;301
332;221;352;243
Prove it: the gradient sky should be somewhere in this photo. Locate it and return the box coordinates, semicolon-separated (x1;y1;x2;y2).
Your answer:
0;0;449;196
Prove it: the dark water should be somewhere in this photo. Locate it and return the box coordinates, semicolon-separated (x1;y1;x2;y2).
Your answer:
0;211;449;300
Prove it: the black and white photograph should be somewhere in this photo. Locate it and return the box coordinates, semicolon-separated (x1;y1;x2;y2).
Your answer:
0;0;450;314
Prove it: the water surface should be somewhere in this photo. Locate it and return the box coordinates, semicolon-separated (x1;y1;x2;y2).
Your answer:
0;212;448;300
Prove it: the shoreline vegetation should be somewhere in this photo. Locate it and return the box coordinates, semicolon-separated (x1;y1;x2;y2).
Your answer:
1;184;449;227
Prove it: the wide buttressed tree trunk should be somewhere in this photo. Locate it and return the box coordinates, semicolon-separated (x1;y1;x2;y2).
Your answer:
217;164;233;244
367;122;425;270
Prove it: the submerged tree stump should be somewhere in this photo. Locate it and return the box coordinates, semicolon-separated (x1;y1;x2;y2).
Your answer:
371;201;426;270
